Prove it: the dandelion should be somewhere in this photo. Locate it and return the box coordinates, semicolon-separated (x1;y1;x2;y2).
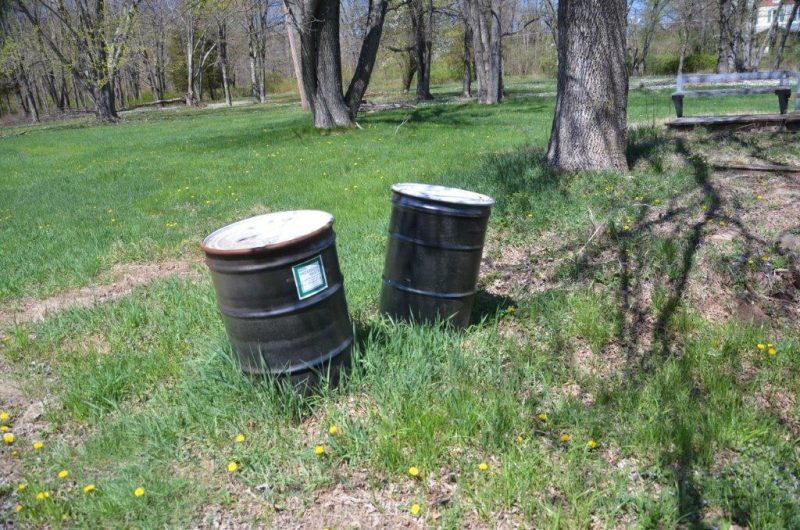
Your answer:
328;425;339;436
3;433;14;444
408;466;419;477
11;450;18;457
0;411;8;422
32;441;43;450
35;491;50;501
516;435;524;444
537;412;547;422
58;470;69;479
0;425;8;432
18;483;26;492
506;306;517;314
756;194;763;200
757;343;766;350
15;504;23;513
587;439;598;450
410;503;421;516
768;347;777;356
748;258;754;265
234;434;245;443
227;461;239;473
83;484;96;494
314;445;325;456
762;256;769;262
134;487;145;497
478;462;489;472
623;224;631;231
560;434;571;443
768;343;774;348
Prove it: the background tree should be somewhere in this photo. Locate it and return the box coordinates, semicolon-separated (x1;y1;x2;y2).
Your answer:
547;0;629;171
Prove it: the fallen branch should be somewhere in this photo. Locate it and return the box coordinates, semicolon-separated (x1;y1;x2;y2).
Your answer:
712;162;800;173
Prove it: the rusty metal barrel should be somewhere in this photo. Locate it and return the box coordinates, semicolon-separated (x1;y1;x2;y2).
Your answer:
202;211;353;388
379;183;495;328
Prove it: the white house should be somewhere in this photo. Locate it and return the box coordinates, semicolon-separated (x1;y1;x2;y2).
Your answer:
756;0;800;33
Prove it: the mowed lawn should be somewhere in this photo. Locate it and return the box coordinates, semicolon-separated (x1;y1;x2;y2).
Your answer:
1;81;799;528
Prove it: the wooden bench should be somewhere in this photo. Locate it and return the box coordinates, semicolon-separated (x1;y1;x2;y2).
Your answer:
671;71;799;118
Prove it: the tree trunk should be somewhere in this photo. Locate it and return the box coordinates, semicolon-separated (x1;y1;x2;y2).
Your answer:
772;3;799;69
402;52;416;93
186;24;196;106
284;3;309;110
462;0;502;104
462;23;472;98
344;0;389;118
218;22;233;107
717;0;735;73
546;0;629;172
92;81;117;122
410;0;433;100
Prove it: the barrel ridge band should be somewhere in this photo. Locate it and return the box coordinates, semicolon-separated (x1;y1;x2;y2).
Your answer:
218;282;343;318
205;233;335;273
392;195;492;218
241;336;353;376
381;277;476;299
388;231;485;251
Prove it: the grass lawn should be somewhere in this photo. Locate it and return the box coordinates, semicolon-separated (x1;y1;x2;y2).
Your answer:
1;80;799;528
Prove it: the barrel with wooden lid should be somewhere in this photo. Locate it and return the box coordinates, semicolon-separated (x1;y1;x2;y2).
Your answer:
202;210;353;388
379;183;495;328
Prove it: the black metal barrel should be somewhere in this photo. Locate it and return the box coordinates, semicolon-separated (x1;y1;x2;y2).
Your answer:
379;183;495;328
202;211;353;388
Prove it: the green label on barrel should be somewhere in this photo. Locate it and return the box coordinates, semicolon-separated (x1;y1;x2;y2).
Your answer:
292;255;328;300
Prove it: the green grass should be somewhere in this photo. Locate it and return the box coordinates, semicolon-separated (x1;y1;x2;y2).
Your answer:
1;79;798;528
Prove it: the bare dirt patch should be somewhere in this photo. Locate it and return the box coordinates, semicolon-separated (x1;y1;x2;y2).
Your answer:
0;260;199;329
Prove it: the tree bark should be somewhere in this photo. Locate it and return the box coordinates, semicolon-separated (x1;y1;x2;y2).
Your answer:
344;0;389;118
772;3;799;69
717;0;736;73
217;22;232;107
284;3;309;110
461;0;502;104
462;23;472;98
546;0;629;172
410;0;433;100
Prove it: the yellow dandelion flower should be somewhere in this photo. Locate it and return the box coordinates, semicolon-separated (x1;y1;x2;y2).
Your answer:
58;470;69;479
234;434;245;443
15;504;23;513
3;433;14;444
134;487;145;497
587;439;598;450
227;461;239;473
537;412;547;422
83;484;96;494
35;491;50;501
10;450;18;457
328;425;339;436
757;343;766;350
516;435;524;444
761;256;769;262
768;347;777;356
478;462;489;472
18;483;26;492
560;434;571;443
0;425;8;432
0;411;8;422
408;466;419;477
410;503;421;516
33;441;43;450
768;343;774;348
756;194;763;200
314;445;325;456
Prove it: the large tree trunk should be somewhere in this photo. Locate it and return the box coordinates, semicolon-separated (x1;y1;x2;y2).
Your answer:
462;0;502;104
717;0;736;73
91;81;117;121
186;23;197;105
546;0;629;172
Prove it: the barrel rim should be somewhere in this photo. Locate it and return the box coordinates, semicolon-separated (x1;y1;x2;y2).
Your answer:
201;210;335;256
391;183;495;207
